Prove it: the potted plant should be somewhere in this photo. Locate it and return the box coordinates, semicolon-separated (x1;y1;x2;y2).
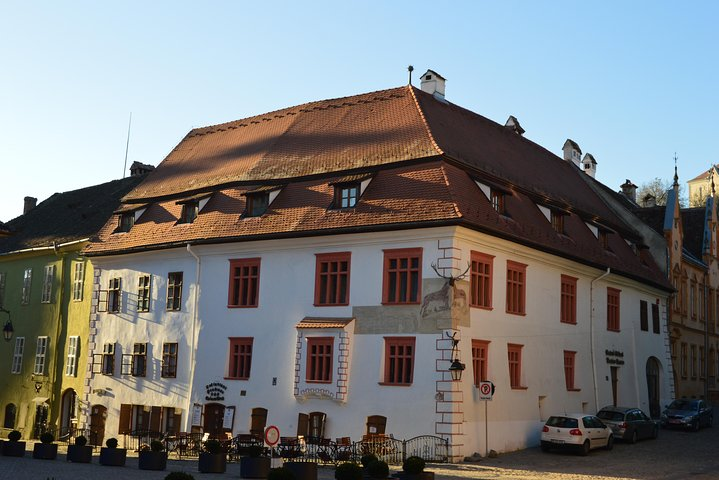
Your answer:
398;456;433;480
198;439;226;473
2;430;26;457
165;473;196;480
284;460;317;480
335;462;362;480
267;467;295;480
32;432;58;460
67;435;93;463
139;439;168;471
360;454;378;471
366;460;389;479
99;437;127;466
240;444;271;478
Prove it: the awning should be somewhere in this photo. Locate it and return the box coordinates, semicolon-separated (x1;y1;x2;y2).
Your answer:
296;317;354;329
31;397;49;404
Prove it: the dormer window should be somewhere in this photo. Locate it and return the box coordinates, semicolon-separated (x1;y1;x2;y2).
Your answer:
118;213;135;232
179;201;199;224
491;190;505;214
599;230;610;250
551;211;565;234
113;204;147;233
246;193;269;217
336;184;359;209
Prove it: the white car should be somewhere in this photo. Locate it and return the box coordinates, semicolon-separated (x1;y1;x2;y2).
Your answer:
541;413;614;455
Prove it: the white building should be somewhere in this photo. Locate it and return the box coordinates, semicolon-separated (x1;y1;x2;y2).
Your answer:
83;72;673;458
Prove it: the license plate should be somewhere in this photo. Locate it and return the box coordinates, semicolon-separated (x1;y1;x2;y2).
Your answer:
550;439;565;444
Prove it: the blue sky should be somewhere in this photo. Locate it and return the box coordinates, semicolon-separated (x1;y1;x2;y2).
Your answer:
1;1;716;222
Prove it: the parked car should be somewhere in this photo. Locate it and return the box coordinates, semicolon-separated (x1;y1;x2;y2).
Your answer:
661;399;713;431
596;406;658;443
541;414;614;455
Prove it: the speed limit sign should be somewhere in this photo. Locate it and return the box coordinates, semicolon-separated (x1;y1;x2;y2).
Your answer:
479;381;494;400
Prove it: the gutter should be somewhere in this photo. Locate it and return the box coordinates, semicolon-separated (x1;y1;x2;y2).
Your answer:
186;243;201;432
0;238;90;257
590;268;611;411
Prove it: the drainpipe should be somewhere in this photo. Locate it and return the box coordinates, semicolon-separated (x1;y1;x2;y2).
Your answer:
590;268;611;411
186;243;201;432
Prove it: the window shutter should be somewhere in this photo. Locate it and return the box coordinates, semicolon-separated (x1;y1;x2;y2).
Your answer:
150;406;162;432
296;413;308;437
172;410;182;434
250;407;268;438
118;404;132;434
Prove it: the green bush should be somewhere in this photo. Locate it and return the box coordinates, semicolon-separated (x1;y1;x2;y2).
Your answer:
335;462;363;480
402;456;425;474
75;435;88;446
7;430;21;442
203;439;222;454
40;432;55;444
164;472;195;480
151;440;165;452
360;453;378;468
367;460;389;479
267;466;295;480
105;437;119;449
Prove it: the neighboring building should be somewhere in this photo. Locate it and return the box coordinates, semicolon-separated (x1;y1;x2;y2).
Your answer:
0;175;145;440
635;170;719;401
83;71;674;458
687;165;719;207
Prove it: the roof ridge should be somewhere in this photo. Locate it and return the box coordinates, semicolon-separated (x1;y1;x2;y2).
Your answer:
408;86;444;156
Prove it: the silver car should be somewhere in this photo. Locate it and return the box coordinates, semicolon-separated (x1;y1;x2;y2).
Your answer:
596;406;658;443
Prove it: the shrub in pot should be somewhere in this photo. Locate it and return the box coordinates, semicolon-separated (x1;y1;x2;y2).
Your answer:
400;456;433;480
165;472;196;480
335;462;362;480
198;439;226;473
284;461;318;480
240;444;271;478
360;454;378;469
2;430;26;457
67;435;93;463
139;439;168;471
267;467;295;480
32;432;58;460
99;437;127;466
367;460;389;479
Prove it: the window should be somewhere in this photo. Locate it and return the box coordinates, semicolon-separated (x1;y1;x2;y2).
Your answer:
72;262;84;301
560;275;577;324
383;337;415;385
599;230;610;250
246;193;269;217
21;268;32;304
11;337;24;374
34;336;49;375
0;272;6;307
65;336;79;376
3;403;16;429
118;212;135;232
564;350;577;390
690;280;697;319
179;201;199;224
471;339;489;386
607;287;621;331
470;252;493;309
506;261;526;315
162;343;178;378
102;343;115;375
315;253;351;306
652;303;660;334
335;184;359;209
138;275;151;312
491;190;504;214
640;300;648;331
691;345;697;379
123;343;147;376
681;342;688;378
108;277;121;313
228;259;260;308
507;343;524;389
382;248;422;305
551;211;565;234
306;337;333;383
166;272;183;311
227;337;253;380
700;346;706;379
41;265;55;303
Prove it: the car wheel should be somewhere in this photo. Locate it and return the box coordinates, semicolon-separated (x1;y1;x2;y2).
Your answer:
540;441;551;452
605;435;614;451
629;430;637;444
579;440;590;456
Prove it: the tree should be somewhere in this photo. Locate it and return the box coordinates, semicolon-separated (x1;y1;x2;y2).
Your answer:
636;178;686;207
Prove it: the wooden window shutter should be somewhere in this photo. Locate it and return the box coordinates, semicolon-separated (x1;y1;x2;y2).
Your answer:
172;410;182;434
150;406;162;432
366;415;387;435
250;407;268;438
118;404;132;434
296;413;308;437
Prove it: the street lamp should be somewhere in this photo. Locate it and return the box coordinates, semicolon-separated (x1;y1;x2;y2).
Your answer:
447;332;465;381
1;308;13;342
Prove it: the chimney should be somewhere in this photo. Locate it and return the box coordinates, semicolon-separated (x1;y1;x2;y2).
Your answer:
620;179;638;203
562;139;582;168
420;69;447;102
504;116;525;136
23;196;37;214
582;153;597;178
643;194;656;208
130;161;155;177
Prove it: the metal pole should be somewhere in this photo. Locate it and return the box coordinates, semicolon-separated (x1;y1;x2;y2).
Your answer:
484;400;488;458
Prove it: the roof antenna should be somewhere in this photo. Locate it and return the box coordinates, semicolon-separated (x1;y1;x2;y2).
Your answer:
122;112;133;179
408;65;414;85
673;152;679;187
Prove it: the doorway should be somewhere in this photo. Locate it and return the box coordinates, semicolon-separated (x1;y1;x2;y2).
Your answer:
610;366;619;406
646;357;661;418
203;403;225;437
90;405;107;446
33;403;49;438
60;389;77;440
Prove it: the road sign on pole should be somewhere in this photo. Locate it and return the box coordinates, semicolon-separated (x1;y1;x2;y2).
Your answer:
479;380;494;400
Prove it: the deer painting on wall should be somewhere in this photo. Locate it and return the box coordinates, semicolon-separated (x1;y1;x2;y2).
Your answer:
420;262;470;318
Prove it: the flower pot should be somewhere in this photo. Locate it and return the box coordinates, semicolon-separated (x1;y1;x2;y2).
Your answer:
285;461;318;480
139;450;168;471
99;447;127;466
67;444;93;463
198;452;226;473
240;456;271;478
32;443;58;460
2;441;26;457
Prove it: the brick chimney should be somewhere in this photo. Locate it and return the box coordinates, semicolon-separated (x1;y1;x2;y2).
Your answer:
620;179;638;203
420;69;447;102
23;196;37;214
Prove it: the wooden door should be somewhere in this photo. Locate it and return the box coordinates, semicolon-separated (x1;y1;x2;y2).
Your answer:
203;403;225;437
90;405;107;446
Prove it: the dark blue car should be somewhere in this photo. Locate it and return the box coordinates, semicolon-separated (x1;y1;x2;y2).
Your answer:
661;399;713;431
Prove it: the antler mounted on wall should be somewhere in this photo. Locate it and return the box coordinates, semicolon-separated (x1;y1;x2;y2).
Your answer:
430;262;471;286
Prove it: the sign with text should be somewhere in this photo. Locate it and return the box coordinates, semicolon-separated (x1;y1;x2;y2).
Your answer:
479;381;495;400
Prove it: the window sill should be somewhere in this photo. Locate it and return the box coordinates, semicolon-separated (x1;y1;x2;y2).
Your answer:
506;311;527;316
224;377;249;381
566;388;581;392
227;305;259;309
381;302;421;306
560;320;577;325
306;380;333;384
378;382;412;387
510;385;528;390
313;303;350;307
607;328;620;333
470;305;493;311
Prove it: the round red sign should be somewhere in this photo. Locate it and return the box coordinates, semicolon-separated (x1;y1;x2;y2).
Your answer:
265;425;280;446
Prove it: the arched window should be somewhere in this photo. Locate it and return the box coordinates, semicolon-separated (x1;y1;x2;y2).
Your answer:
4;403;16;429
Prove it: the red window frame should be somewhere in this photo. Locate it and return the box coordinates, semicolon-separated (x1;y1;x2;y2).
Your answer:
314;252;351;306
506;261;527;315
471;339;490;386
228;258;260;308
507;343;524;389
382;248;422;305
306;337;334;383
227;337;253;380
470;251;493;309
564;350;578;390
382;337;415;385
560;275;577;324
607;287;621;331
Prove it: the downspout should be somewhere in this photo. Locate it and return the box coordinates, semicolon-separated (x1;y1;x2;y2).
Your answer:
590;268;611;411
186;243;201;432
